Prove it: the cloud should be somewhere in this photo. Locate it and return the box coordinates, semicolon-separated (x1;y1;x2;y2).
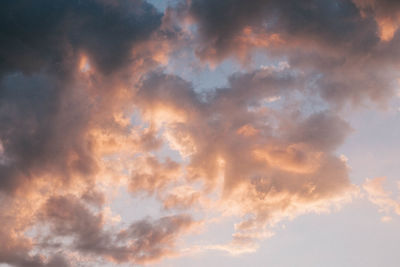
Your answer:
183;0;400;107
0;0;166;195
0;0;398;265
187;0;378;59
0;0;162;75
129;155;182;194
135;69;356;247
0;1;181;265
38;195;196;265
363;177;400;217
0;190;73;267
0;72;97;193
353;0;400;41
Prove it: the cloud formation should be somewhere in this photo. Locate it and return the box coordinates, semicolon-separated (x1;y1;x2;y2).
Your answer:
39;195;195;264
363;177;400;221
186;0;400;106
0;0;164;194
134;69;356;249
0;0;399;266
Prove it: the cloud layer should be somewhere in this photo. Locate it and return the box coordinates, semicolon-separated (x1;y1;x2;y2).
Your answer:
0;0;399;265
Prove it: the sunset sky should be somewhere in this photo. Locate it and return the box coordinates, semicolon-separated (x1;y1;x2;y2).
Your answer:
1;0;400;266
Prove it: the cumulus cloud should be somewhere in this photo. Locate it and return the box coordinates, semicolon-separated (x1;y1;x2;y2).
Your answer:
0;0;177;265
0;0;165;194
188;0;378;56
134;69;356;249
38;195;196;265
184;0;400;107
0;0;398;266
0;0;162;75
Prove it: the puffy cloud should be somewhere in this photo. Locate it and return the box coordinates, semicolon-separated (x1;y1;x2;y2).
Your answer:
188;0;377;59
0;190;72;267
0;0;180;265
0;0;162;75
0;0;397;265
183;0;400;107
0;72;96;193
0;0;166;195
134;69;356;248
37;195;196;265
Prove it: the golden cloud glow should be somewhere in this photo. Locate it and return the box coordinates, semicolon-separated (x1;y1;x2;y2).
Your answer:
377;17;398;42
2;0;400;265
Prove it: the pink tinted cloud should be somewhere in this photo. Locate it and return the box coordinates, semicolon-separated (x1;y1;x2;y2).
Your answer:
1;0;399;266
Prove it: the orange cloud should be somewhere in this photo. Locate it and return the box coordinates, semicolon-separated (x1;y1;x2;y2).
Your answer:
377;17;398;41
132;70;356;249
3;0;400;265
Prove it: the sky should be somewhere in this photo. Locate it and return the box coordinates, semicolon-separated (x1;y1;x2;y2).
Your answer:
1;0;400;266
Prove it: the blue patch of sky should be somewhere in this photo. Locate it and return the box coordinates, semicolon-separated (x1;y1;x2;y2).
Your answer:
109;186;165;225
338;96;400;186
147;0;179;12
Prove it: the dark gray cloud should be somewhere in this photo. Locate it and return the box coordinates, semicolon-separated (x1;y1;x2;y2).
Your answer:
189;0;378;58
40;195;194;265
0;255;70;267
0;0;162;76
0;2;165;264
186;0;400;107
354;0;400;17
0;0;163;193
0;73;95;192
